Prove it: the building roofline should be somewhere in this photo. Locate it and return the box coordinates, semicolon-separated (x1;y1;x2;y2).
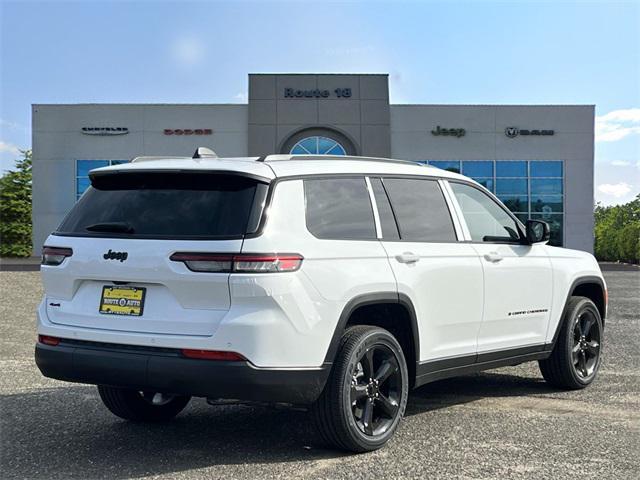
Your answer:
32;103;247;107
248;72;388;76
390;103;596;107
32;102;595;108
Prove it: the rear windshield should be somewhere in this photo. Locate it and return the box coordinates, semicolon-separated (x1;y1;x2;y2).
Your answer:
56;172;268;239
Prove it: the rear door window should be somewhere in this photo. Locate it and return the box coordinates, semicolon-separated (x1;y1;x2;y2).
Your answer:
382;178;456;242
57;172;267;238
304;177;376;240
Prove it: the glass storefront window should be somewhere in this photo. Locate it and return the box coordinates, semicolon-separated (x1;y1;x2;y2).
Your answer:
531;178;563;195
429;161;461;173
425;159;564;246
462;161;493;177
530;161;562;177
76;159;129;200
496;161;527;177
495;178;528;195
531;195;563;213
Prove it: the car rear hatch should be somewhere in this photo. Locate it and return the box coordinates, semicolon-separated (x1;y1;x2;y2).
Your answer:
41;166;271;337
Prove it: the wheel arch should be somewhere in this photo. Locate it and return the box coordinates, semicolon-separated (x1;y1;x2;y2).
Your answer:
550;275;607;347
323;292;420;386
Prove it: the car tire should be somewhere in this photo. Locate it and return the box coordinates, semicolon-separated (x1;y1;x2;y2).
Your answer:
311;325;409;452
98;385;191;422
539;296;603;390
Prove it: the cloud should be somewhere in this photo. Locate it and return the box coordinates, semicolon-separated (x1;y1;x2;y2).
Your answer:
233;92;248;103
0;141;21;156
170;35;205;67
610;160;631;166
597;182;633;198
0;119;28;132
595;108;640;142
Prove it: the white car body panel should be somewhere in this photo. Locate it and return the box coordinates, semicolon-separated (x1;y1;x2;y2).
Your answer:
37;154;605;374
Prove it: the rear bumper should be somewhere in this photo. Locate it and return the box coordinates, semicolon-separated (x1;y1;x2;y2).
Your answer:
35;340;330;405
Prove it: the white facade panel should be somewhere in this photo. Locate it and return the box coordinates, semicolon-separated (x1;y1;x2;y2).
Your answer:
30;93;594;255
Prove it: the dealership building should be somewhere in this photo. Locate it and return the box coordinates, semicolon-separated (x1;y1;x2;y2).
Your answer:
32;73;595;254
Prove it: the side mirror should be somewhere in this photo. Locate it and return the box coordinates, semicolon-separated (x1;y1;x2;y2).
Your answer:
526;219;550;244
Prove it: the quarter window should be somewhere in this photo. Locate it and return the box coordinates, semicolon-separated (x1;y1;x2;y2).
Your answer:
450;182;522;243
304;178;376;240
382;178;456;242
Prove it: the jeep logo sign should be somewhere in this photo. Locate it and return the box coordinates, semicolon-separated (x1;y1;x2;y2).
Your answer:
431;126;466;138
505;127;554;138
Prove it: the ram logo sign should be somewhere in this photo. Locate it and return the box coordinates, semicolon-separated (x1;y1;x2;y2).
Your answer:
505;127;554;138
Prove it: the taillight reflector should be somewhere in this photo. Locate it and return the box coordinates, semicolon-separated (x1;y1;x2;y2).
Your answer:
181;349;246;361
42;246;73;266
38;335;61;346
170;253;303;273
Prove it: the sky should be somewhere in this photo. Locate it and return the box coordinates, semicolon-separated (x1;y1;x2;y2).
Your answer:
1;0;638;205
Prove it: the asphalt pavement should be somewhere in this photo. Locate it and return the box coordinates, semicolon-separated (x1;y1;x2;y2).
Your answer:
1;269;638;479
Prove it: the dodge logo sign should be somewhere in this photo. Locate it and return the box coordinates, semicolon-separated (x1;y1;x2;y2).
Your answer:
505;127;554;138
164;129;212;135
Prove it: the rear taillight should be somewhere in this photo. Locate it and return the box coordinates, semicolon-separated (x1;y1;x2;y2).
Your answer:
169;253;233;272
181;349;246;361
170;253;303;273
38;335;61;346
42;246;73;266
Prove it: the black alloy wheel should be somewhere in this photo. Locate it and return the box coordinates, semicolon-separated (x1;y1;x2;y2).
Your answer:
350;344;402;436
571;308;601;380
311;325;409;452
539;296;603;389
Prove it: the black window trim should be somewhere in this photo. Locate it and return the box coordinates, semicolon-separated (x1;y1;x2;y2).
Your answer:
53;170;271;241
447;179;528;245
368;176;401;241
243;173;527;244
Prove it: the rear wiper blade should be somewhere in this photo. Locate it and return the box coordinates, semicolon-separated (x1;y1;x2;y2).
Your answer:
85;222;135;233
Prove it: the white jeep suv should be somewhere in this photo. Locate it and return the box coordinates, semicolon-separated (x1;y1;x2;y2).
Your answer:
36;151;606;452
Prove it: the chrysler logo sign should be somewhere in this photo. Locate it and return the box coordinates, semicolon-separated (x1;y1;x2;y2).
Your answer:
81;127;129;135
505;127;554;138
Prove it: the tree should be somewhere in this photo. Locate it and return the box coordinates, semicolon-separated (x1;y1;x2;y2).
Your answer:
594;194;640;264
0;149;32;257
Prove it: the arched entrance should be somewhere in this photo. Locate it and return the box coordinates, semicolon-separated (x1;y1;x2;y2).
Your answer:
280;127;358;156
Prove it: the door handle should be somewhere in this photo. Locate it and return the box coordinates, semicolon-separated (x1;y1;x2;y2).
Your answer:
396;252;420;264
483;252;503;263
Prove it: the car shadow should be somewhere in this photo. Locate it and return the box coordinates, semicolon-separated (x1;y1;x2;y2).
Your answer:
1;372;559;479
406;370;558;416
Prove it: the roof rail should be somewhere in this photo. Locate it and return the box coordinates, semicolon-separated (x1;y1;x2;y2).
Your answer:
131;155;190;163
263;154;423;166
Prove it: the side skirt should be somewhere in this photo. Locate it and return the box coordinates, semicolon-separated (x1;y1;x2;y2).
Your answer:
414;344;553;388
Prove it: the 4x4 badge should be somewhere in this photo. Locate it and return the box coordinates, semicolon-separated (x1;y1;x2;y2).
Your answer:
103;249;128;262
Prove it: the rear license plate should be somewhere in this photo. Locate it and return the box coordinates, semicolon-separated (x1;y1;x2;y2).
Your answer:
99;286;146;316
